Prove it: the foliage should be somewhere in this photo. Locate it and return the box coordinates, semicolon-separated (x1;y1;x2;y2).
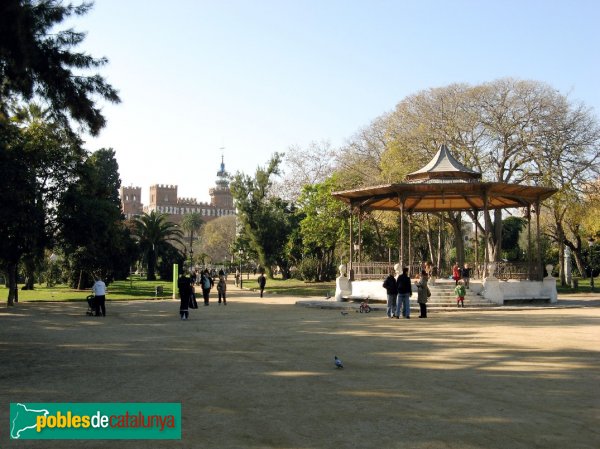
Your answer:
339;78;600;271
501;216;526;261
0;0;120;135
0;104;85;302
197;215;236;265
230;153;297;278
180;212;204;265
295;177;348;280
133;211;183;280
57;148;136;288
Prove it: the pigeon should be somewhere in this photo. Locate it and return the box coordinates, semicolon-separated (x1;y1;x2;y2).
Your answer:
334;355;344;368
340;311;348;316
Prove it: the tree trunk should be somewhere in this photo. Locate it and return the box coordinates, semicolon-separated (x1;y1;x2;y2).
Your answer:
491;209;503;262
449;212;465;266
147;250;157;281
7;262;18;306
558;239;566;286
567;243;587;279
22;256;35;290
77;269;83;290
425;215;435;266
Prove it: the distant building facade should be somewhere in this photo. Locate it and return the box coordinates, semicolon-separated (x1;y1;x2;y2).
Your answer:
120;156;236;224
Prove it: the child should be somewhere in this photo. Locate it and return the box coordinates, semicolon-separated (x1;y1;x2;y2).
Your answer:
461;263;471;289
452;262;461;285
454;280;466;308
217;270;227;305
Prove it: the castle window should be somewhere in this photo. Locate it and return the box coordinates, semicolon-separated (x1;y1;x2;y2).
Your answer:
125;195;129;201
164;195;168;202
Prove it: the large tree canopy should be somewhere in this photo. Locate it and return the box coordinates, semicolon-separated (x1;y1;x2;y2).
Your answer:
58;148;135;288
230;153;297;278
0;0;120;134
339;78;600;270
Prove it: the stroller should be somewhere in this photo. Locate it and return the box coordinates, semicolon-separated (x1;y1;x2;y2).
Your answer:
86;295;96;316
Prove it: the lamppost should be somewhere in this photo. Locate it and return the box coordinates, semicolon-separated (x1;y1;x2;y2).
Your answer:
190;247;194;273
588;237;596;292
239;249;244;289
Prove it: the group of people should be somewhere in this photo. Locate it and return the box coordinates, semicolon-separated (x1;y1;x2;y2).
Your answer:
383;262;473;316
178;269;227;320
383;267;431;319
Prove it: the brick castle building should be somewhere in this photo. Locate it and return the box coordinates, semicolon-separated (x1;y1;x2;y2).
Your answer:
120;156;235;224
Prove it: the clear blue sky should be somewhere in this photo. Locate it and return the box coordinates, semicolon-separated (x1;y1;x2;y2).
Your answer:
76;0;600;204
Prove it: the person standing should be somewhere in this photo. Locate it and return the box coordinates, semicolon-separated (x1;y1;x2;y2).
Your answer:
383;270;398;318
91;276;107;317
416;270;430;318
217;269;227;305
461;263;471;289
257;272;266;298
178;272;192;320
200;269;213;306
452;262;461;285
455;280;466;308
395;267;412;319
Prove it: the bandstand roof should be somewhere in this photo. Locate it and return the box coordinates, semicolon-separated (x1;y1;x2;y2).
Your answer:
332;144;557;212
331;181;557;213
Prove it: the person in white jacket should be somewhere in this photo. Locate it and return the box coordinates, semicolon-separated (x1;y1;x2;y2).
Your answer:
92;277;107;316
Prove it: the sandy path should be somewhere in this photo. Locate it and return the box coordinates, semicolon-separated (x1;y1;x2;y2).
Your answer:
1;290;599;448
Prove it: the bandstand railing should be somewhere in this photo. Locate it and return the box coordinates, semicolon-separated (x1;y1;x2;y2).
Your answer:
350;261;541;281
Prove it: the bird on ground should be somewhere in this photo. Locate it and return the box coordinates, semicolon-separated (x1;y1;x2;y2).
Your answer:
334;355;344;368
341;311;348;316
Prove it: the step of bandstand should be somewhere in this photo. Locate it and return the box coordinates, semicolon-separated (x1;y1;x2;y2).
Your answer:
353;280;496;309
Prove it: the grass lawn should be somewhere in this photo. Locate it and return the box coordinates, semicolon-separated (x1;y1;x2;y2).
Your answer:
556;276;598;294
0;277;175;302
0;275;336;302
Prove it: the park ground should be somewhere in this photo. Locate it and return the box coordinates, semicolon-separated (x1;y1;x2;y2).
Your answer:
0;288;599;449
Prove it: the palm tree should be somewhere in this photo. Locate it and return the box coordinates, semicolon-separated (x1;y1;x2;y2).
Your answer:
133;211;183;280
181;212;204;267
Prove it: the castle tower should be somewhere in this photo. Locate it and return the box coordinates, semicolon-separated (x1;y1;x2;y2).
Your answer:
148;184;178;214
210;155;233;209
120;186;143;219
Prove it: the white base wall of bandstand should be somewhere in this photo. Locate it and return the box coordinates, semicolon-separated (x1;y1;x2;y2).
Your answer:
482;275;558;305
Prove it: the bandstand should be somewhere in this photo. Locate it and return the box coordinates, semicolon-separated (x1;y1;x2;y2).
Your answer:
331;144;558;305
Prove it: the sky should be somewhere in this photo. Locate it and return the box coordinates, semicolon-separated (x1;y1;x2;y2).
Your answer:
74;0;600;205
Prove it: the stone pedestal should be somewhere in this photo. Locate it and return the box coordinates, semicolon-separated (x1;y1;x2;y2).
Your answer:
542;264;558;303
335;264;352;302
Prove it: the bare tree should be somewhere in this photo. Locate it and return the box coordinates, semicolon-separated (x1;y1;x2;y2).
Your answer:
275;140;336;202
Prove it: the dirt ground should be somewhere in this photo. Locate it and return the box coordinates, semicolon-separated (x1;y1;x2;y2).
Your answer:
1;289;599;449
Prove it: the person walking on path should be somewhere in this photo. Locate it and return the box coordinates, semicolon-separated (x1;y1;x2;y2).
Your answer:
91;276;107;317
217;269;227;305
177;273;192;320
455;280;466;308
396;267;412;319
200;269;213;306
383;270;398;318
416;270;430;318
257;272;266;298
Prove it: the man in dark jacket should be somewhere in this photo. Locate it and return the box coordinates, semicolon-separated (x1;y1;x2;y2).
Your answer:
396;267;413;319
178;273;192;320
383;270;398;318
